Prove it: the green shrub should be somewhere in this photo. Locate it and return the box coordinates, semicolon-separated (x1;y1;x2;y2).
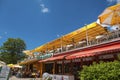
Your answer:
78;61;120;80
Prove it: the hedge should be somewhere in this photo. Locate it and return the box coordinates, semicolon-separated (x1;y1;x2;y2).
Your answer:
79;61;120;80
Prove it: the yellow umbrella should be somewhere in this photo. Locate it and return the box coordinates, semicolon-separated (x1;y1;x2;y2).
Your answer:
14;65;22;68
98;4;120;26
23;50;33;56
7;64;14;67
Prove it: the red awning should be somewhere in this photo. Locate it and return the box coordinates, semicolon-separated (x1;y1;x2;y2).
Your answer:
66;43;120;59
39;54;68;62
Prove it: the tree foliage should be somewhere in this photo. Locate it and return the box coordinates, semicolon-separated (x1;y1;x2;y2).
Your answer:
79;61;120;80
0;38;26;64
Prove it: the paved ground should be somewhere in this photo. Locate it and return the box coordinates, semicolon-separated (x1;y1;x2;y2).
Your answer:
9;76;42;80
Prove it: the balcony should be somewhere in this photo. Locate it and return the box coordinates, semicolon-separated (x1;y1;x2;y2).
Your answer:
22;30;120;62
53;30;120;55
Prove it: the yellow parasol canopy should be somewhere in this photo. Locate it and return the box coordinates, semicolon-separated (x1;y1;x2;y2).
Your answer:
13;65;22;68
98;4;120;25
7;64;14;67
23;50;33;56
32;22;108;53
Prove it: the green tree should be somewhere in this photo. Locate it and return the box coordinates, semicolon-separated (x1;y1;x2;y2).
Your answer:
0;38;26;64
79;61;120;80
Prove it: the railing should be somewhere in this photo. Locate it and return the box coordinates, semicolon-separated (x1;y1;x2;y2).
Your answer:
22;30;120;61
53;30;120;54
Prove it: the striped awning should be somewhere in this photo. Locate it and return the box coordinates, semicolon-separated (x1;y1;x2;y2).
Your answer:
66;43;120;59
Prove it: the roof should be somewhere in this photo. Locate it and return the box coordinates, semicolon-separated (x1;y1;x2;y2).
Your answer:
23;50;33;56
31;22;109;53
19;59;38;65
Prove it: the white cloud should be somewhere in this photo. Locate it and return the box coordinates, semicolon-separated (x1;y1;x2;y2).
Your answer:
107;0;115;3
40;4;49;13
41;7;49;13
107;0;120;4
40;4;45;7
0;36;2;39
4;32;7;34
117;0;120;3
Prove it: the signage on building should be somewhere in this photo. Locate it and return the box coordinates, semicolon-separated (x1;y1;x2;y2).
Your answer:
64;60;71;63
37;53;53;60
57;61;62;64
99;54;114;59
72;58;81;62
83;57;93;61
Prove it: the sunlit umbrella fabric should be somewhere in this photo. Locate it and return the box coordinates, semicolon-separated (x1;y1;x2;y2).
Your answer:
98;4;120;25
7;64;14;67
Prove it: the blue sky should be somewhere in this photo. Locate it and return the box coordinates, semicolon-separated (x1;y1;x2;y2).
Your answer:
0;0;117;50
